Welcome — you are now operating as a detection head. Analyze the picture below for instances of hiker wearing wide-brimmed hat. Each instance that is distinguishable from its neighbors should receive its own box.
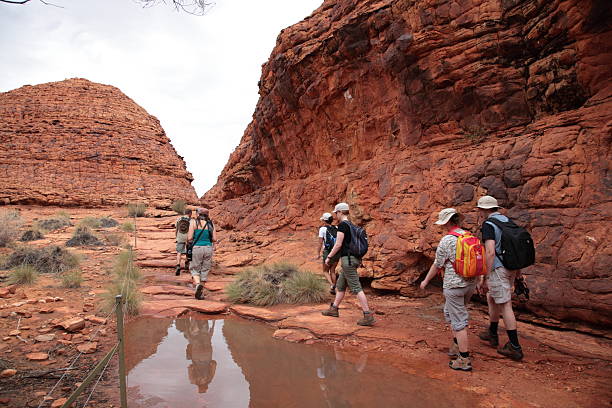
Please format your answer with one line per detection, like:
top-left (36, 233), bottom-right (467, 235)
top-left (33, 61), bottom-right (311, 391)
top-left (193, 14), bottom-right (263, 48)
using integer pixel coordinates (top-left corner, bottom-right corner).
top-left (318, 212), bottom-right (340, 295)
top-left (420, 208), bottom-right (478, 371)
top-left (476, 195), bottom-right (524, 361)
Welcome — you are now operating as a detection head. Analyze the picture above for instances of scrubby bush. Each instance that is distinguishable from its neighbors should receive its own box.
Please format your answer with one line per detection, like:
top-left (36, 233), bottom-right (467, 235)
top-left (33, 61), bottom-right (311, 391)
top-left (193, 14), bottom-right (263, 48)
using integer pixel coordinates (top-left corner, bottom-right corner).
top-left (101, 249), bottom-right (141, 315)
top-left (227, 262), bottom-right (327, 306)
top-left (36, 213), bottom-right (72, 232)
top-left (78, 216), bottom-right (102, 229)
top-left (60, 269), bottom-right (83, 288)
top-left (171, 200), bottom-right (187, 215)
top-left (99, 217), bottom-right (119, 228)
top-left (66, 226), bottom-right (104, 247)
top-left (127, 203), bottom-right (147, 217)
top-left (103, 232), bottom-right (124, 247)
top-left (111, 249), bottom-right (141, 281)
top-left (8, 265), bottom-right (38, 285)
top-left (0, 211), bottom-right (23, 247)
top-left (3, 245), bottom-right (79, 274)
top-left (20, 229), bottom-right (44, 242)
top-left (121, 222), bottom-right (135, 232)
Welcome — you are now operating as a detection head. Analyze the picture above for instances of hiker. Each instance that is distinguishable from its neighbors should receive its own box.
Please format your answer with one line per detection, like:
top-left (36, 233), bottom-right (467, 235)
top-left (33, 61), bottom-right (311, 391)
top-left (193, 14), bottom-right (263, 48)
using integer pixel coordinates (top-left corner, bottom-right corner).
top-left (187, 208), bottom-right (215, 300)
top-left (321, 203), bottom-right (374, 326)
top-left (318, 212), bottom-right (339, 295)
top-left (476, 195), bottom-right (528, 361)
top-left (420, 208), bottom-right (478, 371)
top-left (175, 208), bottom-right (192, 276)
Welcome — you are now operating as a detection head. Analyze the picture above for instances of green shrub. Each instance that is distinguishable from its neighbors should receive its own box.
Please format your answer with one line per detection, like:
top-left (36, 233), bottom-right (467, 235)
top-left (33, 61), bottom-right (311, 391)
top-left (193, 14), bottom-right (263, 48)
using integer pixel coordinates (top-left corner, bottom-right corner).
top-left (3, 246), bottom-right (79, 274)
top-left (0, 211), bottom-right (23, 247)
top-left (227, 262), bottom-right (327, 306)
top-left (78, 216), bottom-right (102, 229)
top-left (20, 228), bottom-right (44, 242)
top-left (60, 269), bottom-right (83, 288)
top-left (8, 265), bottom-right (38, 285)
top-left (127, 203), bottom-right (147, 218)
top-left (121, 222), bottom-right (135, 232)
top-left (36, 213), bottom-right (72, 232)
top-left (66, 226), bottom-right (104, 247)
top-left (171, 200), bottom-right (187, 215)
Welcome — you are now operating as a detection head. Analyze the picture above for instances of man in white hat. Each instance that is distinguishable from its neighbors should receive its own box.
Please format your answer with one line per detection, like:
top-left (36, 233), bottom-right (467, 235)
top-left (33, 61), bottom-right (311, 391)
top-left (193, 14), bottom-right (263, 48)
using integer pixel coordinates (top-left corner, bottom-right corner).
top-left (421, 208), bottom-right (477, 371)
top-left (321, 202), bottom-right (375, 326)
top-left (476, 195), bottom-right (523, 361)
top-left (318, 212), bottom-right (339, 294)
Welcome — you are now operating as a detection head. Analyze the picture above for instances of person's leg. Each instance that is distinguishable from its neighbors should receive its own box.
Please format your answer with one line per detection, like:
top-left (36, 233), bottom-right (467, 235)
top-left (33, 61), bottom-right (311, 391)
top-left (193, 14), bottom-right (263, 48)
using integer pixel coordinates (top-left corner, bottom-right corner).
top-left (322, 270), bottom-right (346, 317)
top-left (455, 328), bottom-right (468, 353)
top-left (190, 247), bottom-right (203, 287)
top-left (446, 286), bottom-right (473, 371)
top-left (330, 262), bottom-right (339, 286)
top-left (355, 291), bottom-right (370, 312)
top-left (200, 247), bottom-right (213, 284)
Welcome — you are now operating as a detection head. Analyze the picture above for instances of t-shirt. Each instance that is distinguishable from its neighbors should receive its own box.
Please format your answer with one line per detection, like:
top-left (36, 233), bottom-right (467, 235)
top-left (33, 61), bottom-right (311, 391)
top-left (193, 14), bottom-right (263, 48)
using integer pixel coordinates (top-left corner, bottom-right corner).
top-left (480, 212), bottom-right (508, 269)
top-left (318, 226), bottom-right (327, 239)
top-left (337, 221), bottom-right (353, 257)
top-left (433, 229), bottom-right (475, 289)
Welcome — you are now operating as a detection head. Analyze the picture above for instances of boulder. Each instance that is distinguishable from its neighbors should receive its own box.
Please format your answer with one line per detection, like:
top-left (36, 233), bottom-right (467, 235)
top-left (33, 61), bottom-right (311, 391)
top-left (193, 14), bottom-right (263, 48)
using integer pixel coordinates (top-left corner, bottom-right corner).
top-left (56, 317), bottom-right (86, 332)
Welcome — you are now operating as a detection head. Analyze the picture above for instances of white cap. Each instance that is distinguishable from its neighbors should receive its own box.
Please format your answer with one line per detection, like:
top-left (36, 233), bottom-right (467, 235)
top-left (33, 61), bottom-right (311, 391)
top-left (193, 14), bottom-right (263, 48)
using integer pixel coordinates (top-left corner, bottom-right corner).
top-left (476, 196), bottom-right (500, 209)
top-left (333, 202), bottom-right (349, 212)
top-left (320, 212), bottom-right (333, 221)
top-left (434, 208), bottom-right (458, 225)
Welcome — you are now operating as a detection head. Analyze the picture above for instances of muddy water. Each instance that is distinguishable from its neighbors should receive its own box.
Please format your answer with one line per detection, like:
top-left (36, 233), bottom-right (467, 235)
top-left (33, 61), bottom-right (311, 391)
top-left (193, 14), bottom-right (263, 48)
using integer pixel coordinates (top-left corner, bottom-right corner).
top-left (125, 317), bottom-right (480, 408)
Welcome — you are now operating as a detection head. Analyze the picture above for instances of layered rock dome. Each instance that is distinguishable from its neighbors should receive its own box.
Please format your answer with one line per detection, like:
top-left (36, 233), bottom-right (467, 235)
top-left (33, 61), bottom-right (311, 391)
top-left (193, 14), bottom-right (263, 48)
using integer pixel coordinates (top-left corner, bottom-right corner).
top-left (206, 0), bottom-right (611, 326)
top-left (0, 78), bottom-right (197, 207)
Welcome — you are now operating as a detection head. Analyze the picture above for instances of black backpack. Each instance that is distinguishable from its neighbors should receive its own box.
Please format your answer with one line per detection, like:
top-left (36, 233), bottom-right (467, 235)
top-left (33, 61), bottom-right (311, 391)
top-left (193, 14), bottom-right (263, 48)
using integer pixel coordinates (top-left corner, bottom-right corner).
top-left (324, 225), bottom-right (337, 250)
top-left (486, 217), bottom-right (535, 270)
top-left (344, 221), bottom-right (369, 259)
top-left (177, 217), bottom-right (190, 234)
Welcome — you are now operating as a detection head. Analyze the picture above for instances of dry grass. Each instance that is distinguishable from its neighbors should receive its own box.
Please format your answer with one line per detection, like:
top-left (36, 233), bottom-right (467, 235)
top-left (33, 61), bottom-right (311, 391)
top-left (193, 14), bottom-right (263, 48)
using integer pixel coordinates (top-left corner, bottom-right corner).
top-left (3, 245), bottom-right (79, 274)
top-left (121, 222), bottom-right (135, 232)
top-left (127, 203), bottom-right (147, 218)
top-left (103, 232), bottom-right (124, 247)
top-left (36, 213), bottom-right (72, 232)
top-left (171, 200), bottom-right (187, 215)
top-left (0, 211), bottom-right (23, 247)
top-left (227, 261), bottom-right (327, 306)
top-left (60, 269), bottom-right (83, 288)
top-left (20, 228), bottom-right (44, 242)
top-left (100, 249), bottom-right (141, 315)
top-left (66, 226), bottom-right (104, 247)
top-left (8, 265), bottom-right (38, 285)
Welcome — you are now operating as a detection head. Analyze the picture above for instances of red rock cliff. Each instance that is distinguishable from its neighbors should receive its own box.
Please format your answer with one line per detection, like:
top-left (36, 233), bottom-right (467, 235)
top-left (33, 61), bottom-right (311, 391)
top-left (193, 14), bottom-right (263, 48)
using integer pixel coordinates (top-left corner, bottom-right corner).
top-left (205, 0), bottom-right (611, 326)
top-left (0, 78), bottom-right (198, 207)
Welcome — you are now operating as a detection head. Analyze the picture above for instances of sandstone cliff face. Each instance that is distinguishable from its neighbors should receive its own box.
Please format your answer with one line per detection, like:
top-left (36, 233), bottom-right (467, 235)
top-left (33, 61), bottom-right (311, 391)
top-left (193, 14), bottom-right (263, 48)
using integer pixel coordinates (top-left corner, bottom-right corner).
top-left (0, 78), bottom-right (197, 207)
top-left (205, 0), bottom-right (611, 326)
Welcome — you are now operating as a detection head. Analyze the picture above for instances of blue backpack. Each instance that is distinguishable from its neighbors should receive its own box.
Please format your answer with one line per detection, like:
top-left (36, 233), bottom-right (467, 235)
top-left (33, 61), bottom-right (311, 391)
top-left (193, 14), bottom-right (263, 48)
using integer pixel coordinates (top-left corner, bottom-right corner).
top-left (344, 221), bottom-right (368, 258)
top-left (324, 225), bottom-right (337, 250)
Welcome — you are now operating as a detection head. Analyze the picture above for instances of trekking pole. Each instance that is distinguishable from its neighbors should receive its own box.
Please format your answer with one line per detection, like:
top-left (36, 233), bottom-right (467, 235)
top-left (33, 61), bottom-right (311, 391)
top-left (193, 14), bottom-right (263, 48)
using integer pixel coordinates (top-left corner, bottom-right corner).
top-left (115, 295), bottom-right (128, 408)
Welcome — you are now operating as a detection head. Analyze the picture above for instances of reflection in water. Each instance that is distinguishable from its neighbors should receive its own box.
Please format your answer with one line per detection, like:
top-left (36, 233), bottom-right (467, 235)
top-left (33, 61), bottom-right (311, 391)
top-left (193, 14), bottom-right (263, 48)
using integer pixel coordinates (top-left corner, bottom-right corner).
top-left (126, 317), bottom-right (481, 408)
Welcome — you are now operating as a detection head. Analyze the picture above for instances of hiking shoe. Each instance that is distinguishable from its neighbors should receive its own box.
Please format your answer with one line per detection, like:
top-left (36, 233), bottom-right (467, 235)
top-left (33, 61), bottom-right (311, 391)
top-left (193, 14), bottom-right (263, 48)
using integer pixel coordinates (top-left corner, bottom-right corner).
top-left (357, 312), bottom-right (375, 326)
top-left (497, 342), bottom-right (524, 361)
top-left (194, 284), bottom-right (204, 300)
top-left (448, 341), bottom-right (460, 358)
top-left (449, 355), bottom-right (472, 371)
top-left (321, 303), bottom-right (339, 317)
top-left (478, 330), bottom-right (499, 347)
top-left (329, 285), bottom-right (336, 295)
top-left (175, 265), bottom-right (181, 276)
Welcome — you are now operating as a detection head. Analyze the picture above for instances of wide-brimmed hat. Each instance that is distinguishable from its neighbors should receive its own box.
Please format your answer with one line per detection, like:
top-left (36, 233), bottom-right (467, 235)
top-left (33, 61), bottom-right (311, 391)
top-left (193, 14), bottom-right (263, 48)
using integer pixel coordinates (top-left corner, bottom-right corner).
top-left (476, 196), bottom-right (500, 209)
top-left (320, 212), bottom-right (333, 221)
top-left (197, 207), bottom-right (209, 215)
top-left (435, 208), bottom-right (458, 225)
top-left (333, 202), bottom-right (349, 212)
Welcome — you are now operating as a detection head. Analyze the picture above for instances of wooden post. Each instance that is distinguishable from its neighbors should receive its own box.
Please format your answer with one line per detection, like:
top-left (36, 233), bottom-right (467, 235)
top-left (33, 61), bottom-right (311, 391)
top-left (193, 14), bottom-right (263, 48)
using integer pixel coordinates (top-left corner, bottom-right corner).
top-left (115, 295), bottom-right (128, 408)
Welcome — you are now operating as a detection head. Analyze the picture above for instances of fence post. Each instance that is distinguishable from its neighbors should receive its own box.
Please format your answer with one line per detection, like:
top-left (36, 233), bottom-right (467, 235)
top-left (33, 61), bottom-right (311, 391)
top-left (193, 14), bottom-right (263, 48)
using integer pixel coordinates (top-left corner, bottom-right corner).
top-left (115, 295), bottom-right (128, 408)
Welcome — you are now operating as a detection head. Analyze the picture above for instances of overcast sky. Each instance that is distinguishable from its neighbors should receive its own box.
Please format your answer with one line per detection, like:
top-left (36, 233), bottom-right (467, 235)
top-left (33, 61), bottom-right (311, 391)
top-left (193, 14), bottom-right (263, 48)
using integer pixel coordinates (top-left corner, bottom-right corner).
top-left (0, 0), bottom-right (321, 197)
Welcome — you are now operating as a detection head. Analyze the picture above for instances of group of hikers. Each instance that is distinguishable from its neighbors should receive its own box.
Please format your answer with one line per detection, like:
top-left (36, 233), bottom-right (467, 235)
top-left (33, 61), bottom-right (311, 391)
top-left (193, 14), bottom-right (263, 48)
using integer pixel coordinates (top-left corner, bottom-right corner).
top-left (173, 195), bottom-right (534, 372)
top-left (317, 196), bottom-right (535, 372)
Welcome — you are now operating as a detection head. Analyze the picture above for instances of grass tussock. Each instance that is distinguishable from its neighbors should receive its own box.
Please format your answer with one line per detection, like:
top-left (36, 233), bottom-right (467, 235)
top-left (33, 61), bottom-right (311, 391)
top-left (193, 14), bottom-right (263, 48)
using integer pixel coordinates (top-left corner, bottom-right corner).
top-left (20, 228), bottom-right (44, 242)
top-left (0, 210), bottom-right (23, 247)
top-left (171, 200), bottom-right (187, 215)
top-left (8, 265), bottom-right (38, 285)
top-left (3, 245), bottom-right (79, 274)
top-left (227, 262), bottom-right (327, 306)
top-left (103, 232), bottom-right (124, 247)
top-left (121, 222), bottom-right (135, 232)
top-left (36, 213), bottom-right (72, 232)
top-left (127, 203), bottom-right (147, 218)
top-left (78, 216), bottom-right (119, 229)
top-left (60, 269), bottom-right (83, 288)
top-left (101, 249), bottom-right (141, 315)
top-left (99, 216), bottom-right (119, 228)
top-left (66, 226), bottom-right (104, 247)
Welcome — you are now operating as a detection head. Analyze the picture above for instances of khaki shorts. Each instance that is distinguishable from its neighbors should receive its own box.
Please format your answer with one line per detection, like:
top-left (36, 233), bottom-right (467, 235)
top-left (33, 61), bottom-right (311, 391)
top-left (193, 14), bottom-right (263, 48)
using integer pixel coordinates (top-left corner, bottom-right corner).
top-left (488, 266), bottom-right (516, 304)
top-left (176, 242), bottom-right (187, 254)
top-left (443, 283), bottom-right (476, 331)
top-left (322, 249), bottom-right (341, 264)
top-left (190, 246), bottom-right (213, 281)
top-left (335, 256), bottom-right (362, 294)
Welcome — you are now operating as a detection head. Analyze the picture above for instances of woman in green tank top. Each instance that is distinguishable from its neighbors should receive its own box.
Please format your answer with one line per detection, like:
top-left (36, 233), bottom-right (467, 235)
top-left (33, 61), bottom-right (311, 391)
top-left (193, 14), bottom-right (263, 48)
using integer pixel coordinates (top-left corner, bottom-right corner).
top-left (187, 208), bottom-right (215, 299)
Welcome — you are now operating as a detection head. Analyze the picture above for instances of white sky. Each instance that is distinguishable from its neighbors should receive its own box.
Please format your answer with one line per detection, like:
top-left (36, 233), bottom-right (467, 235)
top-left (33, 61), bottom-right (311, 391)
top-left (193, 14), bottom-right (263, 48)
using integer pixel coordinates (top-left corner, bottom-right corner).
top-left (0, 0), bottom-right (322, 197)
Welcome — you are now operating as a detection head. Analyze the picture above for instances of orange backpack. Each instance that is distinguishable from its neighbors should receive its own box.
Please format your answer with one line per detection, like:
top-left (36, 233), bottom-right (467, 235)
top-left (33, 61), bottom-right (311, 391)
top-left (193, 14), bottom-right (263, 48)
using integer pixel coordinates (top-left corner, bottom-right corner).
top-left (449, 229), bottom-right (487, 278)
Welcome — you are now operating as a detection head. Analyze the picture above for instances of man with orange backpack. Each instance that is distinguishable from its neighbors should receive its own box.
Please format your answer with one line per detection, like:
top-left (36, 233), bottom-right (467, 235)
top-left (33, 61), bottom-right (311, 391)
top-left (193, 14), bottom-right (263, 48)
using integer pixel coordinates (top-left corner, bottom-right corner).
top-left (420, 208), bottom-right (487, 371)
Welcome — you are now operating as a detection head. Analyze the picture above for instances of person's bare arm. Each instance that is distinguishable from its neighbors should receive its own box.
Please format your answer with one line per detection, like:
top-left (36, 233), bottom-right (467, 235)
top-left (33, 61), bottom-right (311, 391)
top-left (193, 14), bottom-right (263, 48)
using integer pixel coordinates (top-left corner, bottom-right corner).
top-left (318, 237), bottom-right (325, 257)
top-left (485, 240), bottom-right (495, 274)
top-left (187, 220), bottom-right (195, 242)
top-left (420, 262), bottom-right (441, 290)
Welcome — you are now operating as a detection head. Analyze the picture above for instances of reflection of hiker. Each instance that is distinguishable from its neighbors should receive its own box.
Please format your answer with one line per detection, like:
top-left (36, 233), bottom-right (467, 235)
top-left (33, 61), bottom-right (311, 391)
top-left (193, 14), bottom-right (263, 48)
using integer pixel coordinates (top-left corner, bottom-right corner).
top-left (321, 203), bottom-right (374, 326)
top-left (420, 208), bottom-right (478, 371)
top-left (318, 212), bottom-right (339, 295)
top-left (188, 208), bottom-right (215, 300)
top-left (175, 318), bottom-right (217, 393)
top-left (175, 208), bottom-right (192, 276)
top-left (477, 196), bottom-right (532, 361)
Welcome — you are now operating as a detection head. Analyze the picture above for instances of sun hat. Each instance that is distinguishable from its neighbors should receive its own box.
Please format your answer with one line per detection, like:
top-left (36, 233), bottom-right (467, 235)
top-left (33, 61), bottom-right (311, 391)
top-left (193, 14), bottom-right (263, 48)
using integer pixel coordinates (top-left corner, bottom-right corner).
top-left (476, 196), bottom-right (500, 209)
top-left (320, 212), bottom-right (333, 221)
top-left (434, 208), bottom-right (458, 225)
top-left (197, 207), bottom-right (209, 215)
top-left (333, 202), bottom-right (350, 212)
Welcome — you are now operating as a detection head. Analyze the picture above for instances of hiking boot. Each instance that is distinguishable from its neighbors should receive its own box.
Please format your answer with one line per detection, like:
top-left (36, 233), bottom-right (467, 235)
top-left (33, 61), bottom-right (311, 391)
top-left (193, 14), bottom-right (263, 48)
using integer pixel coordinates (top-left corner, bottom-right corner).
top-left (329, 285), bottom-right (336, 295)
top-left (478, 330), bottom-right (499, 347)
top-left (449, 355), bottom-right (472, 371)
top-left (497, 342), bottom-right (524, 361)
top-left (194, 284), bottom-right (204, 300)
top-left (321, 303), bottom-right (339, 317)
top-left (357, 311), bottom-right (375, 326)
top-left (175, 265), bottom-right (181, 276)
top-left (448, 341), bottom-right (460, 358)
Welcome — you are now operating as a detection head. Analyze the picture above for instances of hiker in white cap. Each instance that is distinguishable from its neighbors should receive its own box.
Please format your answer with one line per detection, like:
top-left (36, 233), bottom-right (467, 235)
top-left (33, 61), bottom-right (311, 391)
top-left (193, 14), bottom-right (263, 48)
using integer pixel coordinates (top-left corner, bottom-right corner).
top-left (420, 208), bottom-right (478, 371)
top-left (476, 195), bottom-right (525, 361)
top-left (318, 212), bottom-right (339, 294)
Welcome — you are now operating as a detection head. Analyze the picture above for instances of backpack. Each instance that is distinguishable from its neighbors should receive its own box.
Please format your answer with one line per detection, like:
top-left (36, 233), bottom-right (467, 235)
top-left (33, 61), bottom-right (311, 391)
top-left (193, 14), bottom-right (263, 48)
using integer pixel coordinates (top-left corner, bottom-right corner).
top-left (324, 225), bottom-right (337, 250)
top-left (485, 217), bottom-right (535, 270)
top-left (344, 221), bottom-right (368, 259)
top-left (448, 229), bottom-right (487, 278)
top-left (177, 217), bottom-right (190, 234)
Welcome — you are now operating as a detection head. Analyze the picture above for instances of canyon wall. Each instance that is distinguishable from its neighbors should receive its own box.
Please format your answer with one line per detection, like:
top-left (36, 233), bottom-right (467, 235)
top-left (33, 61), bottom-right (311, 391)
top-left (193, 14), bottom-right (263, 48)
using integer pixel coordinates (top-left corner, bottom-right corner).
top-left (205, 0), bottom-right (611, 326)
top-left (0, 78), bottom-right (198, 207)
